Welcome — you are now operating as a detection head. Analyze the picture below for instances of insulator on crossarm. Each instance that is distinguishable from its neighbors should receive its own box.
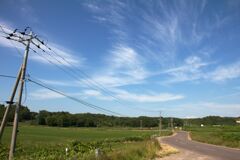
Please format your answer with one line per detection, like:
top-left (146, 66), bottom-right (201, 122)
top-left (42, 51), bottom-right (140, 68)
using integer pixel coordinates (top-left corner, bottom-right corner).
top-left (24, 27), bottom-right (31, 32)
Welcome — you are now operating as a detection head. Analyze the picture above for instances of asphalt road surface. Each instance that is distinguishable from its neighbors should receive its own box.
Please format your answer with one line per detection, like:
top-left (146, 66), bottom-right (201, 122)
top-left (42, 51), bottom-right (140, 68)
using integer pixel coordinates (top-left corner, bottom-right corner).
top-left (161, 131), bottom-right (240, 160)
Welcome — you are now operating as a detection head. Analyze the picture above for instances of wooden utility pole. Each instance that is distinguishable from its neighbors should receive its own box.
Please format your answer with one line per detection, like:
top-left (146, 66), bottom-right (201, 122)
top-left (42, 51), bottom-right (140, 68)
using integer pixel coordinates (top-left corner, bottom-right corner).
top-left (9, 32), bottom-right (32, 159)
top-left (159, 111), bottom-right (162, 137)
top-left (0, 27), bottom-right (53, 159)
top-left (0, 66), bottom-right (22, 140)
top-left (171, 117), bottom-right (174, 132)
top-left (140, 120), bottom-right (142, 130)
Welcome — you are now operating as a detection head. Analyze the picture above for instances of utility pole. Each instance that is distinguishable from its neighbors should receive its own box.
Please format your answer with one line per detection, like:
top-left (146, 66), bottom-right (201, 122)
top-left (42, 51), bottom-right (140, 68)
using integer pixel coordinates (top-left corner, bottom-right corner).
top-left (9, 32), bottom-right (32, 159)
top-left (0, 66), bottom-right (22, 140)
top-left (159, 111), bottom-right (162, 137)
top-left (0, 27), bottom-right (49, 159)
top-left (140, 120), bottom-right (142, 130)
top-left (171, 117), bottom-right (174, 132)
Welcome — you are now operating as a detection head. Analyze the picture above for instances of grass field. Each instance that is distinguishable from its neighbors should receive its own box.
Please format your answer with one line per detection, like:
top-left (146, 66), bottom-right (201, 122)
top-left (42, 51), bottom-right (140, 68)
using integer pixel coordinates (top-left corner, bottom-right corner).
top-left (2, 125), bottom-right (169, 147)
top-left (185, 125), bottom-right (240, 149)
top-left (1, 124), bottom-right (172, 159)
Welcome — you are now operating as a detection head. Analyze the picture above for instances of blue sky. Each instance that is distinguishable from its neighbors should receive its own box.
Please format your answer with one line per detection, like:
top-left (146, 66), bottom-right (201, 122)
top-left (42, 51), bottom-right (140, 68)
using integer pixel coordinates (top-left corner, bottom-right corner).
top-left (0, 0), bottom-right (240, 117)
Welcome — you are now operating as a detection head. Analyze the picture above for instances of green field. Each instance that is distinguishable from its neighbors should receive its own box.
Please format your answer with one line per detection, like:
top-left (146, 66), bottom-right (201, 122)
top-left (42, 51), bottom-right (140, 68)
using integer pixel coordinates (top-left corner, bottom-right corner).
top-left (1, 124), bottom-right (172, 159)
top-left (2, 125), bottom-right (169, 147)
top-left (185, 125), bottom-right (240, 148)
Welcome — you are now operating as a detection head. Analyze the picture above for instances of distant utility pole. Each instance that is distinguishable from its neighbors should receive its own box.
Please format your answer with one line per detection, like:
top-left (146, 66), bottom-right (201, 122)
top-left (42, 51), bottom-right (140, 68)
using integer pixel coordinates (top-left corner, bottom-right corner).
top-left (140, 120), bottom-right (142, 130)
top-left (0, 27), bottom-right (44, 160)
top-left (171, 117), bottom-right (174, 132)
top-left (159, 111), bottom-right (162, 137)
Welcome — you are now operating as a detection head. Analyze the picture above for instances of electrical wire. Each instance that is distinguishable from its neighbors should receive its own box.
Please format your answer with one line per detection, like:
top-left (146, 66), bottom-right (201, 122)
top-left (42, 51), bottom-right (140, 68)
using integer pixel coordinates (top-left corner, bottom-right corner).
top-left (0, 73), bottom-right (125, 116)
top-left (30, 48), bottom-right (158, 113)
top-left (27, 77), bottom-right (125, 117)
top-left (29, 37), bottom-right (128, 105)
top-left (0, 74), bottom-right (16, 79)
top-left (0, 25), bottom-right (25, 57)
top-left (1, 25), bottom-right (159, 114)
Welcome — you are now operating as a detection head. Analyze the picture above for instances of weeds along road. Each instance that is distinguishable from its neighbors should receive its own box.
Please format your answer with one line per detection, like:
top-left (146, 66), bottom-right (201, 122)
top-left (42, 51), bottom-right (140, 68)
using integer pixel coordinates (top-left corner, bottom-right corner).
top-left (161, 131), bottom-right (240, 160)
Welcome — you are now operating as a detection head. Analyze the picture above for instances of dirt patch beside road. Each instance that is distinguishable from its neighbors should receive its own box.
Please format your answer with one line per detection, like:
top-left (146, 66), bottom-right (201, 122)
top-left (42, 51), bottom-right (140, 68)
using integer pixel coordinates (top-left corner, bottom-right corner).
top-left (156, 147), bottom-right (217, 160)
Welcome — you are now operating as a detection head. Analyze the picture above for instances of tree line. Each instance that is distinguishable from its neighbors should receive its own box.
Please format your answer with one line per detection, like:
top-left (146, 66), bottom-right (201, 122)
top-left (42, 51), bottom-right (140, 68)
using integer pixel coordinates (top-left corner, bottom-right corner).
top-left (0, 104), bottom-right (238, 127)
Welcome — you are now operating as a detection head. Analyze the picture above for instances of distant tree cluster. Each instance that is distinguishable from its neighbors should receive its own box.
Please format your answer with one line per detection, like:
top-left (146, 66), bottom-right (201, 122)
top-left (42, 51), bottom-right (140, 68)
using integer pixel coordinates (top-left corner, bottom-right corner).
top-left (0, 104), bottom-right (238, 127)
top-left (37, 110), bottom-right (183, 128)
top-left (185, 116), bottom-right (237, 126)
top-left (0, 104), bottom-right (37, 123)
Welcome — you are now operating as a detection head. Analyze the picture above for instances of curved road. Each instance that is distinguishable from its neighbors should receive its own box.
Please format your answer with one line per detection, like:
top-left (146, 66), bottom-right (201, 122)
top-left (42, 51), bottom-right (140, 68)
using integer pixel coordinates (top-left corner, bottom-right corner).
top-left (161, 131), bottom-right (240, 160)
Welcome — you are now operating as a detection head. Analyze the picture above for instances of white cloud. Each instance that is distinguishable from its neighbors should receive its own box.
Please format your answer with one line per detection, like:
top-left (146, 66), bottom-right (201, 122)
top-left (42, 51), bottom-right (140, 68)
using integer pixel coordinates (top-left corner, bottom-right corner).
top-left (40, 79), bottom-right (80, 87)
top-left (161, 56), bottom-right (240, 84)
top-left (87, 44), bottom-right (149, 87)
top-left (209, 61), bottom-right (240, 82)
top-left (30, 89), bottom-right (64, 100)
top-left (81, 88), bottom-right (184, 103)
top-left (113, 89), bottom-right (184, 103)
top-left (84, 0), bottom-right (227, 70)
top-left (162, 55), bottom-right (211, 83)
top-left (83, 89), bottom-right (101, 96)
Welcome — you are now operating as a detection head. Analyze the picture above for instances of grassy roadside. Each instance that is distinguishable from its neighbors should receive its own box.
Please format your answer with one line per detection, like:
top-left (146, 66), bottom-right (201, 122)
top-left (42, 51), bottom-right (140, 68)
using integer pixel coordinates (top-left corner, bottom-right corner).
top-left (185, 126), bottom-right (240, 149)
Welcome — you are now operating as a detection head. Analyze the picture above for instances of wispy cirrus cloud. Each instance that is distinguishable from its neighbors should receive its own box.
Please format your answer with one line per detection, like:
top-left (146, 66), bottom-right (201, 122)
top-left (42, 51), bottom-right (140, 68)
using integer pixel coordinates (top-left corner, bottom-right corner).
top-left (84, 44), bottom-right (149, 87)
top-left (40, 79), bottom-right (81, 87)
top-left (209, 61), bottom-right (240, 82)
top-left (161, 56), bottom-right (240, 84)
top-left (84, 0), bottom-right (212, 65)
top-left (84, 0), bottom-right (233, 71)
top-left (30, 89), bottom-right (64, 100)
top-left (162, 55), bottom-right (212, 83)
top-left (30, 87), bottom-right (184, 103)
top-left (81, 89), bottom-right (184, 103)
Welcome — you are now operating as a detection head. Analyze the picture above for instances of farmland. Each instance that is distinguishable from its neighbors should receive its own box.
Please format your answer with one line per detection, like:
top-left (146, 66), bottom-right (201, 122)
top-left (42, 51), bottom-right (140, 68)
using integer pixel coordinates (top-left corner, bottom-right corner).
top-left (185, 125), bottom-right (240, 149)
top-left (1, 124), bottom-right (172, 159)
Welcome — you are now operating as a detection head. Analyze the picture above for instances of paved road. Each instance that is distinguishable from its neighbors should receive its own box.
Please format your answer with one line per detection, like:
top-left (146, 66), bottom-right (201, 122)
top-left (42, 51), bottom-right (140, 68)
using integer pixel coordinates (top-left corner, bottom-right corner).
top-left (161, 131), bottom-right (240, 160)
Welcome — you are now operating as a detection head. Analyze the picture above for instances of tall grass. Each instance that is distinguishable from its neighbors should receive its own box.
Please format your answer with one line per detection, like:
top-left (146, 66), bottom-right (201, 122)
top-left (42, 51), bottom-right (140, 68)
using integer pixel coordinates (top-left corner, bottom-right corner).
top-left (185, 125), bottom-right (240, 148)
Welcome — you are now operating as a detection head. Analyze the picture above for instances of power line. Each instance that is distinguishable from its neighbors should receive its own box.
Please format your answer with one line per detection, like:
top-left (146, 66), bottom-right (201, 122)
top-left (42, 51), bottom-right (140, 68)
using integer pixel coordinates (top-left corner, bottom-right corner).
top-left (30, 47), bottom-right (159, 113)
top-left (29, 38), bottom-right (137, 107)
top-left (0, 74), bottom-right (16, 79)
top-left (0, 26), bottom-right (24, 57)
top-left (27, 76), bottom-right (125, 117)
top-left (37, 46), bottom-right (124, 103)
top-left (1, 25), bottom-right (160, 114)
top-left (0, 73), bottom-right (159, 114)
top-left (0, 73), bottom-right (124, 116)
top-left (1, 24), bottom-right (159, 114)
